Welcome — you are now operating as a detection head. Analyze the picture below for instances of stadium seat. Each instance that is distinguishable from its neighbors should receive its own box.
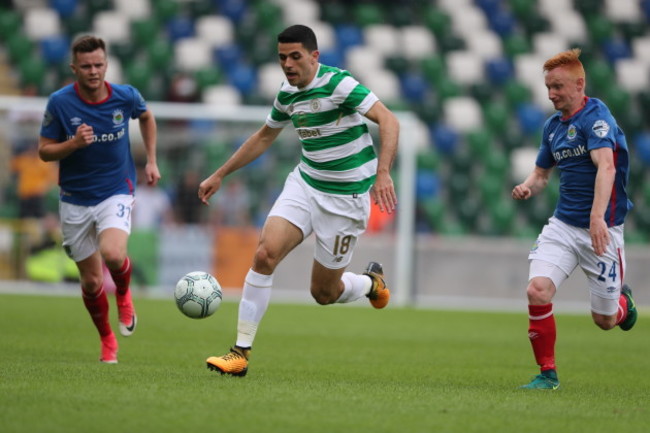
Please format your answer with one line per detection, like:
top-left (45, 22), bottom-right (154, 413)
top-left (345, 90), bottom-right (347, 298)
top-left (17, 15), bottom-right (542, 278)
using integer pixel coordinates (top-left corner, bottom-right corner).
top-left (416, 149), bottom-right (440, 171)
top-left (104, 55), bottom-right (123, 85)
top-left (533, 33), bottom-right (568, 59)
top-left (202, 84), bottom-right (242, 106)
top-left (175, 38), bottom-right (213, 72)
top-left (400, 25), bottom-right (436, 60)
top-left (194, 66), bottom-right (222, 93)
top-left (279, 0), bottom-right (320, 26)
top-left (446, 51), bottom-right (485, 85)
top-left (166, 16), bottom-right (195, 42)
top-left (345, 46), bottom-right (384, 81)
top-left (257, 62), bottom-right (285, 101)
top-left (420, 55), bottom-right (446, 87)
top-left (19, 55), bottom-right (46, 90)
top-left (443, 97), bottom-right (483, 132)
top-left (7, 34), bottom-right (33, 65)
top-left (514, 54), bottom-right (546, 89)
top-left (516, 103), bottom-right (546, 136)
top-left (464, 31), bottom-right (503, 60)
top-left (448, 5), bottom-right (488, 37)
top-left (423, 8), bottom-right (451, 38)
top-left (430, 123), bottom-right (459, 155)
top-left (354, 3), bottom-right (384, 27)
top-left (364, 24), bottom-right (399, 56)
top-left (436, 77), bottom-right (462, 101)
top-left (40, 35), bottom-right (70, 65)
top-left (488, 198), bottom-right (516, 235)
top-left (456, 195), bottom-right (482, 231)
top-left (604, 0), bottom-right (641, 22)
top-left (602, 38), bottom-right (632, 64)
top-left (152, 0), bottom-right (179, 22)
top-left (196, 15), bottom-right (234, 49)
top-left (399, 72), bottom-right (430, 104)
top-left (615, 59), bottom-right (650, 93)
top-left (504, 79), bottom-right (531, 109)
top-left (503, 34), bottom-right (531, 59)
top-left (50, 0), bottom-right (79, 18)
top-left (467, 130), bottom-right (492, 162)
top-left (124, 61), bottom-right (151, 92)
top-left (0, 9), bottom-right (22, 41)
top-left (415, 170), bottom-right (441, 200)
top-left (146, 39), bottom-right (174, 70)
top-left (93, 11), bottom-right (130, 44)
top-left (485, 57), bottom-right (513, 86)
top-left (226, 63), bottom-right (257, 96)
top-left (547, 9), bottom-right (588, 43)
top-left (483, 100), bottom-right (509, 134)
top-left (24, 8), bottom-right (61, 40)
top-left (421, 197), bottom-right (446, 231)
top-left (131, 18), bottom-right (159, 47)
top-left (114, 0), bottom-right (150, 20)
top-left (216, 0), bottom-right (247, 24)
top-left (586, 15), bottom-right (614, 44)
top-left (488, 9), bottom-right (516, 38)
top-left (469, 82), bottom-right (495, 107)
top-left (334, 24), bottom-right (364, 52)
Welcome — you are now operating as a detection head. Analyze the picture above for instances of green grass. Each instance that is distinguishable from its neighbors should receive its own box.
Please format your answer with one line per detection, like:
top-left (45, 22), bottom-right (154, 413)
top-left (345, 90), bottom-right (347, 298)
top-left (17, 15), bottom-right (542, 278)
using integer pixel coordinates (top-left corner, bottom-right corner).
top-left (0, 293), bottom-right (647, 433)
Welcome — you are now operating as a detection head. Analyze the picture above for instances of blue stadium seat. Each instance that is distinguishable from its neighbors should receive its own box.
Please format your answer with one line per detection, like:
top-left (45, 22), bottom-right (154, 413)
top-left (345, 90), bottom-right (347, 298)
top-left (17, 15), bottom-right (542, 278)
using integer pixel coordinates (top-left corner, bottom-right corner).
top-left (166, 16), bottom-right (195, 42)
top-left (319, 49), bottom-right (344, 68)
top-left (215, 0), bottom-right (248, 23)
top-left (226, 63), bottom-right (257, 96)
top-left (400, 72), bottom-right (429, 104)
top-left (334, 24), bottom-right (364, 52)
top-left (516, 103), bottom-right (545, 136)
top-left (40, 35), bottom-right (70, 64)
top-left (602, 38), bottom-right (631, 64)
top-left (430, 123), bottom-right (459, 156)
top-left (50, 0), bottom-right (78, 18)
top-left (214, 44), bottom-right (244, 72)
top-left (488, 9), bottom-right (516, 38)
top-left (415, 171), bottom-right (440, 200)
top-left (485, 57), bottom-right (513, 86)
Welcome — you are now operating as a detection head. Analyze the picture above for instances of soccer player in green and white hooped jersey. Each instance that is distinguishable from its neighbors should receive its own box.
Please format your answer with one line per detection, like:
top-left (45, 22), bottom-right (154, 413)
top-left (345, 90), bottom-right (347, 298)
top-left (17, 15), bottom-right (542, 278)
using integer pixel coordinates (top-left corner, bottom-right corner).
top-left (198, 24), bottom-right (399, 376)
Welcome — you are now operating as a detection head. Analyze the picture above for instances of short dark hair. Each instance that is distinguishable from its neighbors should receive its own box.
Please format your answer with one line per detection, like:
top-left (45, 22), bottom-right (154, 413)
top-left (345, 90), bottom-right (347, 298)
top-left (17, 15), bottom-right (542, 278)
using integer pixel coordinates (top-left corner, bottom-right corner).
top-left (71, 35), bottom-right (106, 60)
top-left (277, 25), bottom-right (318, 52)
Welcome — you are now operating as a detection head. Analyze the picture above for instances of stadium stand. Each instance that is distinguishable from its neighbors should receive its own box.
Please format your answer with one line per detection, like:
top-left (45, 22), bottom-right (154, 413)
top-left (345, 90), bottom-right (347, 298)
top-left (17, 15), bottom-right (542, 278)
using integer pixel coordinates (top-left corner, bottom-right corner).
top-left (0, 0), bottom-right (648, 242)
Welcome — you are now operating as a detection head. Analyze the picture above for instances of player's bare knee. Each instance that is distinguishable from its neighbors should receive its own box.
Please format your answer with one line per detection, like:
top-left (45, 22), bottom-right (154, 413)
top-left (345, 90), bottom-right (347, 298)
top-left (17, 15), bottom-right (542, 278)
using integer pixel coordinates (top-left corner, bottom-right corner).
top-left (526, 282), bottom-right (550, 304)
top-left (80, 274), bottom-right (103, 295)
top-left (253, 246), bottom-right (279, 273)
top-left (593, 315), bottom-right (616, 330)
top-left (102, 249), bottom-right (125, 269)
top-left (310, 285), bottom-right (337, 305)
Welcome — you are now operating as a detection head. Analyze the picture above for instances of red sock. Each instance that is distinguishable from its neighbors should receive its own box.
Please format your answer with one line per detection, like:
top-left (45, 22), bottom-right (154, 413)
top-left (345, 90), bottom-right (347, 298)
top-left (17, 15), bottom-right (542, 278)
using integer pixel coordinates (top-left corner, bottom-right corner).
top-left (110, 257), bottom-right (132, 296)
top-left (528, 303), bottom-right (556, 371)
top-left (615, 294), bottom-right (628, 325)
top-left (82, 286), bottom-right (112, 337)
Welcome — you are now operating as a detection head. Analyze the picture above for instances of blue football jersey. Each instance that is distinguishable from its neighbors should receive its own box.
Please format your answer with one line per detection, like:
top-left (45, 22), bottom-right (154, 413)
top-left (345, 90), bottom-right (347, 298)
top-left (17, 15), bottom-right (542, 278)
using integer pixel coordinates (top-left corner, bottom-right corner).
top-left (536, 97), bottom-right (633, 228)
top-left (40, 82), bottom-right (147, 206)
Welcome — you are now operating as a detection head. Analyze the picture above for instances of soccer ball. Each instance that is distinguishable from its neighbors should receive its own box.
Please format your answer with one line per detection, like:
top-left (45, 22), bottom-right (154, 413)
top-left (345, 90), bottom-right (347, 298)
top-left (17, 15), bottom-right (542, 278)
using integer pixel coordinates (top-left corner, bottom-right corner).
top-left (174, 271), bottom-right (222, 319)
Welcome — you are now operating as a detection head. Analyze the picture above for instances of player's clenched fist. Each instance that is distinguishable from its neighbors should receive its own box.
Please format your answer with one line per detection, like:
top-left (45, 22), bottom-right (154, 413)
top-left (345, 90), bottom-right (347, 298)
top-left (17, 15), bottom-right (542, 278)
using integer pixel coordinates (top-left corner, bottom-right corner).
top-left (75, 123), bottom-right (94, 147)
top-left (512, 184), bottom-right (532, 200)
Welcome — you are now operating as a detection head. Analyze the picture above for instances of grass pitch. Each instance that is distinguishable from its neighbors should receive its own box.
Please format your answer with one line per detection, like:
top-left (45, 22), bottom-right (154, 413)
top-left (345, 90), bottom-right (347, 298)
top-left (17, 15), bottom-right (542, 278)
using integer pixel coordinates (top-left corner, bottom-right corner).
top-left (0, 293), bottom-right (647, 433)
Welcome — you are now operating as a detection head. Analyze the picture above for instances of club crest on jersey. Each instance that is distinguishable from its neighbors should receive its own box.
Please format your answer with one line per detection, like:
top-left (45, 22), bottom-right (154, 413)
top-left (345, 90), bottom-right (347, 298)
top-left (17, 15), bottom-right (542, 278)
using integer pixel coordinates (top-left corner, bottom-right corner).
top-left (112, 109), bottom-right (125, 125)
top-left (567, 124), bottom-right (577, 141)
top-left (310, 99), bottom-right (321, 112)
top-left (592, 120), bottom-right (610, 138)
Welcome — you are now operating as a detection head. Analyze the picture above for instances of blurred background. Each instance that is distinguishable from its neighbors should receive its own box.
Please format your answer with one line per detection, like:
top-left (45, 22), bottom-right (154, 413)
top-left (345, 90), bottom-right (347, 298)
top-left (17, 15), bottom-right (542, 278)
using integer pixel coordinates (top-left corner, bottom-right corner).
top-left (0, 0), bottom-right (648, 308)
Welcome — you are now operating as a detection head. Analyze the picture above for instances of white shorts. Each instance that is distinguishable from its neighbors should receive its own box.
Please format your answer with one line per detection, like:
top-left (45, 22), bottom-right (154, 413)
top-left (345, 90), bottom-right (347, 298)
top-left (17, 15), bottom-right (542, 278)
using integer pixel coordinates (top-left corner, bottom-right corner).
top-left (268, 168), bottom-right (370, 269)
top-left (528, 216), bottom-right (625, 315)
top-left (60, 195), bottom-right (134, 262)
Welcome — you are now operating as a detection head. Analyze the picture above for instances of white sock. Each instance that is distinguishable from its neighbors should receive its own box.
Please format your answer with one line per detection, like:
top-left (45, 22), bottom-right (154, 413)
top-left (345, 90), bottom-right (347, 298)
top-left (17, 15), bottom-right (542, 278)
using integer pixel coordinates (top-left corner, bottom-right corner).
top-left (336, 272), bottom-right (372, 304)
top-left (235, 269), bottom-right (273, 348)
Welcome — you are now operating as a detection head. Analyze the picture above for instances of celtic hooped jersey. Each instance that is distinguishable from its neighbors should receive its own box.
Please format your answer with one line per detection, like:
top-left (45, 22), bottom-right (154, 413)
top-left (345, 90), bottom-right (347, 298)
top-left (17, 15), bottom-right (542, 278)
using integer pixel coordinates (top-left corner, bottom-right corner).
top-left (266, 64), bottom-right (380, 195)
top-left (536, 97), bottom-right (632, 228)
top-left (40, 82), bottom-right (147, 206)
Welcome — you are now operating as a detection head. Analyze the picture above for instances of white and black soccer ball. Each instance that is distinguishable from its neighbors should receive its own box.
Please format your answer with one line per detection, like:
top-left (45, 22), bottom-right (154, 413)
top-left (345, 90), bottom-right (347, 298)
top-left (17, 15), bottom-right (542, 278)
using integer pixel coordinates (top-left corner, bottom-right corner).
top-left (174, 271), bottom-right (222, 319)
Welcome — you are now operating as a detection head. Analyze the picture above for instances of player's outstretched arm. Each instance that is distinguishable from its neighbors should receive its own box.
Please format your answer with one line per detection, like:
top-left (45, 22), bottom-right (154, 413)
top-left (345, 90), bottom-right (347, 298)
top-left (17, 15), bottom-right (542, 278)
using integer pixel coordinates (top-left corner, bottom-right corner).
top-left (364, 101), bottom-right (399, 214)
top-left (198, 124), bottom-right (282, 205)
top-left (512, 165), bottom-right (552, 200)
top-left (38, 123), bottom-right (94, 162)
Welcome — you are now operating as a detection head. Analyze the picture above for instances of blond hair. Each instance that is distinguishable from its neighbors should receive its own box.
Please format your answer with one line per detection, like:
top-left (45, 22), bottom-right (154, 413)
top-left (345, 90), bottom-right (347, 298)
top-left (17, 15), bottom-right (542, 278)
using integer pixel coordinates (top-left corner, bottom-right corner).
top-left (543, 48), bottom-right (585, 79)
